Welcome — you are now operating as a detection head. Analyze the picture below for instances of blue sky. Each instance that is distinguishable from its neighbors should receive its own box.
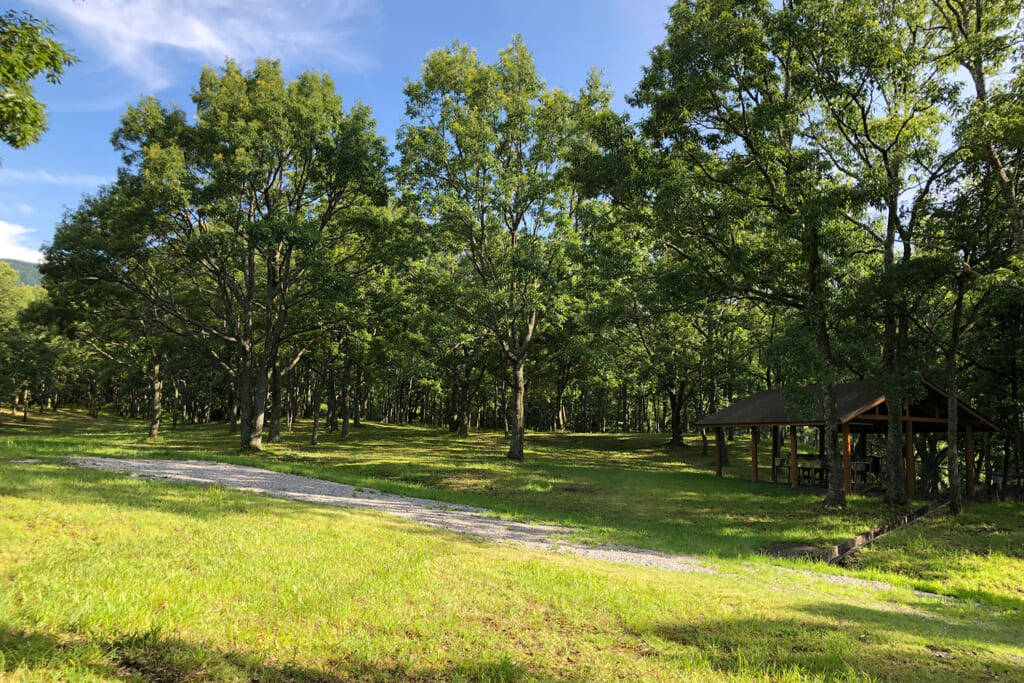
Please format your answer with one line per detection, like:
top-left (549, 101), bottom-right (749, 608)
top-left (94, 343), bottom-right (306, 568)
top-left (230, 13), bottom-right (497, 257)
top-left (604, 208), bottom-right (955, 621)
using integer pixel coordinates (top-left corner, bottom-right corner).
top-left (0, 0), bottom-right (671, 263)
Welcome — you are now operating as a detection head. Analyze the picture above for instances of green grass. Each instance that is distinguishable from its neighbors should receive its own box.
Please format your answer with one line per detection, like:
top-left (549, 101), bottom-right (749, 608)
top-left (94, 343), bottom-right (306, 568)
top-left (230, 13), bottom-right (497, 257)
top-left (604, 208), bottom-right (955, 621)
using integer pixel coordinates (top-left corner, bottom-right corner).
top-left (849, 503), bottom-right (1024, 609)
top-left (2, 411), bottom-right (1023, 680)
top-left (1, 410), bottom-right (896, 560)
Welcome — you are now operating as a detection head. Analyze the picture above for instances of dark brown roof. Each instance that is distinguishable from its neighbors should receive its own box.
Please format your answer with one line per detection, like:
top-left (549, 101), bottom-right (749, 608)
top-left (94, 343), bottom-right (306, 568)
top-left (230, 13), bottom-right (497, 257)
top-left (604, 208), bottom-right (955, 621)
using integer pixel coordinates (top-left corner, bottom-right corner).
top-left (696, 382), bottom-right (881, 428)
top-left (696, 380), bottom-right (998, 431)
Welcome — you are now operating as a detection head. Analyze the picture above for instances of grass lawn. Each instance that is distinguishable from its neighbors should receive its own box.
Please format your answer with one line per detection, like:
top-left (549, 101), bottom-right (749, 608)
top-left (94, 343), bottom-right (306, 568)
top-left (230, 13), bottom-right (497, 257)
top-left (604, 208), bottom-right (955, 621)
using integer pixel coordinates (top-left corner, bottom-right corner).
top-left (2, 410), bottom-right (1023, 681)
top-left (2, 410), bottom-right (897, 559)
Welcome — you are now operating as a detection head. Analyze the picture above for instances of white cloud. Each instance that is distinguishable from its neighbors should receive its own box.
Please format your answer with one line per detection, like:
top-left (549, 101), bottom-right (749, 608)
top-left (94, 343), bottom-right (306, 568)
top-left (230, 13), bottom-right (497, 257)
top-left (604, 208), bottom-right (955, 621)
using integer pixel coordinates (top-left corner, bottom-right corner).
top-left (30, 0), bottom-right (379, 89)
top-left (0, 169), bottom-right (113, 187)
top-left (0, 221), bottom-right (44, 263)
top-left (18, 204), bottom-right (36, 215)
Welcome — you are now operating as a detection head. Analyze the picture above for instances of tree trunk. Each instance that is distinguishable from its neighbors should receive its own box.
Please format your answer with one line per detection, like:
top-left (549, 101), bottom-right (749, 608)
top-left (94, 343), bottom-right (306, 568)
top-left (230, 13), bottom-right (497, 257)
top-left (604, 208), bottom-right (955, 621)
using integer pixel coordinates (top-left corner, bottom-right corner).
top-left (667, 385), bottom-right (684, 447)
top-left (237, 357), bottom-right (255, 449)
top-left (508, 359), bottom-right (526, 461)
top-left (268, 358), bottom-right (282, 443)
top-left (326, 367), bottom-right (338, 433)
top-left (352, 367), bottom-right (362, 427)
top-left (947, 280), bottom-right (965, 513)
top-left (340, 360), bottom-right (352, 439)
top-left (822, 382), bottom-right (844, 508)
top-left (247, 364), bottom-right (270, 451)
top-left (311, 374), bottom-right (322, 446)
top-left (148, 362), bottom-right (162, 439)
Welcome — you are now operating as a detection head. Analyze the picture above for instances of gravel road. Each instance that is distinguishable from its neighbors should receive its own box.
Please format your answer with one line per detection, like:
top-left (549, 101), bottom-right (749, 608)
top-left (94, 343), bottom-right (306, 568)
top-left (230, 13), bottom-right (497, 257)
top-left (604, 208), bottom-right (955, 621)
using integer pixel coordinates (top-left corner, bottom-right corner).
top-left (70, 457), bottom-right (716, 575)
top-left (67, 456), bottom-right (944, 601)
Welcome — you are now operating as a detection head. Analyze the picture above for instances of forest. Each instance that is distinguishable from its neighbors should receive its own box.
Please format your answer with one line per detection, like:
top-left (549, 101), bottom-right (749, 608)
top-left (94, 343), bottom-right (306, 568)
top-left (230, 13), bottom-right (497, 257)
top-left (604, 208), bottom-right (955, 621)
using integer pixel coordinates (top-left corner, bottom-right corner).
top-left (3, 0), bottom-right (1024, 515)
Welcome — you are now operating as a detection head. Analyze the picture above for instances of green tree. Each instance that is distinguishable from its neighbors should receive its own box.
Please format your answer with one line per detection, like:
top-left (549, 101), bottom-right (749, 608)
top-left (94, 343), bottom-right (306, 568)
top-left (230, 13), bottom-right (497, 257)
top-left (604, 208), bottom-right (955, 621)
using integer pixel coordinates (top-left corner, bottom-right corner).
top-left (0, 10), bottom-right (77, 155)
top-left (398, 38), bottom-right (611, 460)
top-left (932, 0), bottom-right (1024, 256)
top-left (46, 59), bottom-right (389, 450)
top-left (792, 0), bottom-right (958, 505)
top-left (619, 0), bottom-right (866, 507)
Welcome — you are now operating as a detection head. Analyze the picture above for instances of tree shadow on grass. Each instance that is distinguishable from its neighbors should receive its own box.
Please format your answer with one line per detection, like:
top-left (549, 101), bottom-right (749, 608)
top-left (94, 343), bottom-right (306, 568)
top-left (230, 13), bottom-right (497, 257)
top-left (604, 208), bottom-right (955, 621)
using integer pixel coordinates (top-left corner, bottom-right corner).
top-left (0, 625), bottom-right (532, 682)
top-left (646, 598), bottom-right (1024, 682)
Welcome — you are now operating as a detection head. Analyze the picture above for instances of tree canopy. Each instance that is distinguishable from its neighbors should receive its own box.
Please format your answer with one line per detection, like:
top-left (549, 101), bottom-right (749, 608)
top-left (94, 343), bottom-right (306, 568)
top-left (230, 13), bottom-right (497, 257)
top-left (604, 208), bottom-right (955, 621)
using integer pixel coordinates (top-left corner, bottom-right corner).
top-left (8, 6), bottom-right (1024, 511)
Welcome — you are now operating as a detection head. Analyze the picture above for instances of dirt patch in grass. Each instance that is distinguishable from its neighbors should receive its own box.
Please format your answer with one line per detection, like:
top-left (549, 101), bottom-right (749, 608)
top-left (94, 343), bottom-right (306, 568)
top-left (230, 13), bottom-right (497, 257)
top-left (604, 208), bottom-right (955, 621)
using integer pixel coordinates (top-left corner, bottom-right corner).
top-left (558, 484), bottom-right (599, 494)
top-left (762, 542), bottom-right (824, 560)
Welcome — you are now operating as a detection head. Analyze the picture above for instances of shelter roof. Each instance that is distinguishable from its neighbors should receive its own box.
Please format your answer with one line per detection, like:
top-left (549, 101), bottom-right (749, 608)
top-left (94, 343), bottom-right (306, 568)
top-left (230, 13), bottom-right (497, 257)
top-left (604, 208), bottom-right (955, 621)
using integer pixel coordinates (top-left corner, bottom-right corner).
top-left (695, 380), bottom-right (997, 432)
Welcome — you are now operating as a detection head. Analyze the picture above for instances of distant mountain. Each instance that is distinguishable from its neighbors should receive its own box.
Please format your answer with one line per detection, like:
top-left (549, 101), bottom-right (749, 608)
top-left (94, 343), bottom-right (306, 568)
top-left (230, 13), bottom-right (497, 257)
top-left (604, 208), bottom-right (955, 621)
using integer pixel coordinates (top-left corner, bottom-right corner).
top-left (1, 259), bottom-right (42, 287)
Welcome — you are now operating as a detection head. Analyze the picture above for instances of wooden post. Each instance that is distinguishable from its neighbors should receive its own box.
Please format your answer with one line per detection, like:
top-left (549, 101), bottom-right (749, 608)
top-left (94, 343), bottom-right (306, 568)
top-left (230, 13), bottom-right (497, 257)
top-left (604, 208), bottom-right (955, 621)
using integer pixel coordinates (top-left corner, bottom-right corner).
top-left (842, 424), bottom-right (852, 492)
top-left (715, 427), bottom-right (723, 477)
top-left (771, 426), bottom-right (780, 482)
top-left (905, 419), bottom-right (915, 498)
top-left (751, 427), bottom-right (759, 482)
top-left (789, 425), bottom-right (798, 487)
top-left (965, 424), bottom-right (975, 498)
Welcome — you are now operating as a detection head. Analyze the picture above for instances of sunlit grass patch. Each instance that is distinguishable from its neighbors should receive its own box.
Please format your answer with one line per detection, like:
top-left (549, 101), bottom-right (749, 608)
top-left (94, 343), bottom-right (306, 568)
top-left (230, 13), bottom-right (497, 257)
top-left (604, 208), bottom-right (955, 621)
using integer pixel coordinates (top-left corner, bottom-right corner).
top-left (850, 503), bottom-right (1024, 608)
top-left (0, 412), bottom-right (903, 561)
top-left (2, 457), bottom-right (1023, 681)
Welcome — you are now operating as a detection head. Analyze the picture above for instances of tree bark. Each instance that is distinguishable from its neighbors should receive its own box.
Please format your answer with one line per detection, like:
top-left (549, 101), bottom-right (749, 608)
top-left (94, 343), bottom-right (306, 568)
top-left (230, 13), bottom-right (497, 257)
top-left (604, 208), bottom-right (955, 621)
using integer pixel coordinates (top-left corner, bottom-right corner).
top-left (508, 358), bottom-right (526, 461)
top-left (249, 375), bottom-right (268, 451)
top-left (340, 360), bottom-right (352, 439)
top-left (352, 367), bottom-right (362, 427)
top-left (326, 367), bottom-right (338, 433)
top-left (148, 362), bottom-right (162, 439)
top-left (237, 357), bottom-right (254, 448)
top-left (667, 383), bottom-right (685, 447)
top-left (947, 279), bottom-right (965, 513)
top-left (311, 373), bottom-right (322, 446)
top-left (822, 381), bottom-right (844, 508)
top-left (882, 191), bottom-right (907, 505)
top-left (268, 357), bottom-right (282, 443)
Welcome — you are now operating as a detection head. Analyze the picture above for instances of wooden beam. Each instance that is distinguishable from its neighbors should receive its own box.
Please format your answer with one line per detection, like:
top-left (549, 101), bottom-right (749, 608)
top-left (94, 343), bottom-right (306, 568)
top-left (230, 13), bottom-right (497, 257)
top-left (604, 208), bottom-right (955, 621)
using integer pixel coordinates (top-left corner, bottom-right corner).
top-left (789, 425), bottom-right (798, 487)
top-left (715, 427), bottom-right (723, 477)
top-left (751, 427), bottom-right (759, 483)
top-left (905, 419), bottom-right (915, 497)
top-left (855, 414), bottom-right (950, 425)
top-left (966, 424), bottom-right (975, 498)
top-left (842, 424), bottom-right (852, 492)
top-left (697, 421), bottom-right (824, 429)
top-left (771, 426), bottom-right (780, 482)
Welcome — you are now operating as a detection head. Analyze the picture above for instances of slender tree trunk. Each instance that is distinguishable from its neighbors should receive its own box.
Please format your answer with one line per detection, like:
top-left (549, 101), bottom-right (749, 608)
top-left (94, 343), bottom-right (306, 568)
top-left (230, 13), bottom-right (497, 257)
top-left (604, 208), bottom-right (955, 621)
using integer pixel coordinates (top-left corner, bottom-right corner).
top-left (668, 384), bottom-right (684, 447)
top-left (326, 367), bottom-right (338, 433)
top-left (556, 385), bottom-right (567, 431)
top-left (882, 309), bottom-right (906, 499)
top-left (311, 373), bottom-right (322, 446)
top-left (227, 385), bottom-right (236, 433)
top-left (148, 362), bottom-right (162, 439)
top-left (822, 381), bottom-right (844, 508)
top-left (458, 385), bottom-right (469, 438)
top-left (340, 360), bottom-right (352, 439)
top-left (508, 358), bottom-right (526, 461)
top-left (353, 367), bottom-right (362, 427)
top-left (805, 221), bottom-right (845, 508)
top-left (947, 280), bottom-right (966, 513)
top-left (247, 364), bottom-right (270, 451)
top-left (237, 356), bottom-right (255, 449)
top-left (268, 358), bottom-right (282, 443)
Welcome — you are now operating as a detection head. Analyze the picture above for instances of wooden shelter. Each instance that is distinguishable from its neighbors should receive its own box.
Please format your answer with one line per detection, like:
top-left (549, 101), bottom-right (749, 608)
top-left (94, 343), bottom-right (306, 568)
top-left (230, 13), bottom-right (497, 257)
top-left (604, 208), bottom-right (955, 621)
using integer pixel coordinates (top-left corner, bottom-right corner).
top-left (695, 379), bottom-right (998, 496)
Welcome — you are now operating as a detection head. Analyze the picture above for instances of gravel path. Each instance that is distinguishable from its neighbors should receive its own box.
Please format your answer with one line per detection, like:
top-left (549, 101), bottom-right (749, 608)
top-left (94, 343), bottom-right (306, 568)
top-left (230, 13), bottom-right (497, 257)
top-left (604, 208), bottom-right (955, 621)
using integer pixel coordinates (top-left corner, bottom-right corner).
top-left (70, 457), bottom-right (716, 575)
top-left (67, 457), bottom-right (944, 600)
